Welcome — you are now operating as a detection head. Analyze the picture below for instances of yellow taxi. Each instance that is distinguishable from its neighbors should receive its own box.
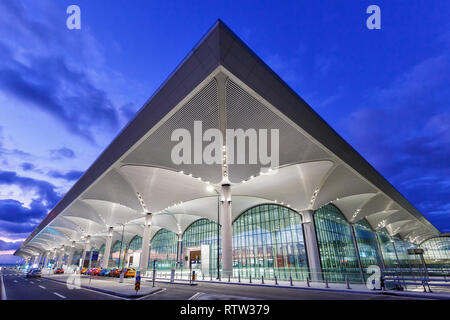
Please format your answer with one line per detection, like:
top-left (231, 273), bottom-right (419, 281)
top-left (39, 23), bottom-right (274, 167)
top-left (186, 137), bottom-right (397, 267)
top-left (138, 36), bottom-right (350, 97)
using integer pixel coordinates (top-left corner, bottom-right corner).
top-left (124, 268), bottom-right (136, 278)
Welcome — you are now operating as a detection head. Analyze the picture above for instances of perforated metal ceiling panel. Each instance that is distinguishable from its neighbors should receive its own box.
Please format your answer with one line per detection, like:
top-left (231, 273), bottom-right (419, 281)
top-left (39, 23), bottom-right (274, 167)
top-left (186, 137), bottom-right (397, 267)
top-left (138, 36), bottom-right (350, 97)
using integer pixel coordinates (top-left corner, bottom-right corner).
top-left (123, 79), bottom-right (222, 183)
top-left (225, 79), bottom-right (331, 183)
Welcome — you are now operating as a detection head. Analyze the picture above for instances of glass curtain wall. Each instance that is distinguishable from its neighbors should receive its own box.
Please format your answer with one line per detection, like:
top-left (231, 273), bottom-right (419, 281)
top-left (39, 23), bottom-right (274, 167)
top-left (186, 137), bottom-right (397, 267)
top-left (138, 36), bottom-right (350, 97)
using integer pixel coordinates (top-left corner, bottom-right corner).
top-left (127, 236), bottom-right (142, 268)
top-left (149, 229), bottom-right (178, 270)
top-left (393, 237), bottom-right (415, 270)
top-left (421, 237), bottom-right (450, 269)
top-left (111, 241), bottom-right (125, 268)
top-left (353, 219), bottom-right (383, 279)
top-left (232, 204), bottom-right (308, 280)
top-left (72, 251), bottom-right (82, 266)
top-left (314, 204), bottom-right (360, 282)
top-left (182, 219), bottom-right (221, 277)
top-left (376, 229), bottom-right (399, 269)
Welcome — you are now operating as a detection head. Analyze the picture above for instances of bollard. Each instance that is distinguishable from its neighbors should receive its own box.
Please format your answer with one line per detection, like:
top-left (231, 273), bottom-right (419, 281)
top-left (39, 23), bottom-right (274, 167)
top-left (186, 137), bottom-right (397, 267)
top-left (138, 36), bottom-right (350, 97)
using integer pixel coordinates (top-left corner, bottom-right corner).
top-left (289, 275), bottom-right (293, 286)
top-left (306, 277), bottom-right (310, 287)
top-left (210, 273), bottom-right (212, 281)
top-left (346, 276), bottom-right (351, 289)
top-left (238, 272), bottom-right (241, 283)
top-left (325, 277), bottom-right (329, 288)
top-left (274, 275), bottom-right (278, 285)
top-left (202, 273), bottom-right (205, 281)
top-left (261, 275), bottom-right (264, 284)
top-left (228, 274), bottom-right (231, 282)
top-left (249, 274), bottom-right (252, 283)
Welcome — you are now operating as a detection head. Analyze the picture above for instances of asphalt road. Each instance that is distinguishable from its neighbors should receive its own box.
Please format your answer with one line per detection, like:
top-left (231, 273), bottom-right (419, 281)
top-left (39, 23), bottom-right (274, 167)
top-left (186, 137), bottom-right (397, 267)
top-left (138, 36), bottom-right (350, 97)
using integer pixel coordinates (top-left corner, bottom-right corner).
top-left (0, 269), bottom-right (121, 300)
top-left (0, 269), bottom-right (428, 300)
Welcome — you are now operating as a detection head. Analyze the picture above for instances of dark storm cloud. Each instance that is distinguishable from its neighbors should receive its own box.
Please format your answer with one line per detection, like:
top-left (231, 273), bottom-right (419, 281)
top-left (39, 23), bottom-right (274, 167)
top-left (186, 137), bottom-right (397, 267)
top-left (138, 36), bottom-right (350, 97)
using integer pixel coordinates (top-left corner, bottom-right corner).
top-left (47, 169), bottom-right (84, 181)
top-left (49, 147), bottom-right (76, 159)
top-left (0, 1), bottom-right (120, 144)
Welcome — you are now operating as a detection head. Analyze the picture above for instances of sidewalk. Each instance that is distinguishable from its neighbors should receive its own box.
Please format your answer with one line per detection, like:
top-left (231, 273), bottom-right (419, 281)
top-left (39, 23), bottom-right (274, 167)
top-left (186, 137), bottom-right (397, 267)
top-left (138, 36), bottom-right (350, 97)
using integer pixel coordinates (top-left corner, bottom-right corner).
top-left (43, 274), bottom-right (161, 298)
top-left (146, 276), bottom-right (450, 299)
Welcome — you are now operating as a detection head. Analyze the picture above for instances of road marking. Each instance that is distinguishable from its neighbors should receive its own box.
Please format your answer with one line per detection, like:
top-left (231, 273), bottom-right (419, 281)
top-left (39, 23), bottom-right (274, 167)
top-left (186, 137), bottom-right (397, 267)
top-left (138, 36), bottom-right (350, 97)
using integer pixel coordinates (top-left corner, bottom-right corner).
top-left (39, 285), bottom-right (46, 290)
top-left (53, 292), bottom-right (66, 299)
top-left (136, 288), bottom-right (166, 300)
top-left (1, 273), bottom-right (7, 300)
top-left (188, 292), bottom-right (205, 300)
top-left (30, 281), bottom-right (34, 285)
top-left (13, 280), bottom-right (18, 283)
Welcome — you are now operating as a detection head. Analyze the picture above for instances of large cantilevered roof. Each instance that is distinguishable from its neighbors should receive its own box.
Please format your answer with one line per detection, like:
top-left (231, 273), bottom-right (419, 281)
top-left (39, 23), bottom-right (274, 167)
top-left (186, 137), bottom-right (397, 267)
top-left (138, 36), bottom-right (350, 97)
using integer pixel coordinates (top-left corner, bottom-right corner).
top-left (15, 20), bottom-right (441, 257)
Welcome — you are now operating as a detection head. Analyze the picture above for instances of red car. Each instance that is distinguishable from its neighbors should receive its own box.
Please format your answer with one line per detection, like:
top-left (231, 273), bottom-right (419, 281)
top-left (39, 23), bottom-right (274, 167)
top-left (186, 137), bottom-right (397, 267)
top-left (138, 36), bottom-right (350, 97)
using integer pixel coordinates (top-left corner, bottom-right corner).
top-left (54, 268), bottom-right (64, 274)
top-left (87, 268), bottom-right (101, 276)
top-left (109, 268), bottom-right (121, 277)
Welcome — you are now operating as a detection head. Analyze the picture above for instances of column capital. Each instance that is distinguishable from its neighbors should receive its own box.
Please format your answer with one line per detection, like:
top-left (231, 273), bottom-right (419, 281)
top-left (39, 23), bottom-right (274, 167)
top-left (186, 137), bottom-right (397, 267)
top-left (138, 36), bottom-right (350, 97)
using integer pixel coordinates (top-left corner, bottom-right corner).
top-left (301, 209), bottom-right (314, 223)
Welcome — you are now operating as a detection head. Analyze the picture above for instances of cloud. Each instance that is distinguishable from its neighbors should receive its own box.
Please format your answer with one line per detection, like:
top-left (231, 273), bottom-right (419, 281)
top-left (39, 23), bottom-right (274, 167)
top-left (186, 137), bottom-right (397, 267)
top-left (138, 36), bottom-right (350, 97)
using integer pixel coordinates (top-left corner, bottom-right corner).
top-left (49, 147), bottom-right (76, 159)
top-left (0, 1), bottom-right (120, 144)
top-left (340, 46), bottom-right (450, 233)
top-left (47, 169), bottom-right (83, 181)
top-left (0, 239), bottom-right (22, 251)
top-left (0, 170), bottom-right (61, 242)
top-left (20, 162), bottom-right (36, 171)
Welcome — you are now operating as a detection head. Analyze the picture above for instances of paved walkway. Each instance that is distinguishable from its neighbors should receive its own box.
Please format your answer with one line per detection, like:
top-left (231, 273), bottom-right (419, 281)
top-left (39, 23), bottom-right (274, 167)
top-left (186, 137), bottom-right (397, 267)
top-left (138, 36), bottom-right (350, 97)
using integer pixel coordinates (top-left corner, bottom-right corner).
top-left (43, 273), bottom-right (161, 298)
top-left (146, 276), bottom-right (450, 299)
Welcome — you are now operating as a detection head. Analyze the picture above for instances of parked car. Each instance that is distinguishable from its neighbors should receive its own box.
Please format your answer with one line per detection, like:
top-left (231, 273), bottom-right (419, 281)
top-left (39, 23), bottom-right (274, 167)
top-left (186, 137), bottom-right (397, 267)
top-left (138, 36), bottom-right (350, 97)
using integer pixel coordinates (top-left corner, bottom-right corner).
top-left (124, 268), bottom-right (136, 278)
top-left (109, 268), bottom-right (120, 277)
top-left (54, 268), bottom-right (64, 274)
top-left (80, 267), bottom-right (88, 275)
top-left (90, 268), bottom-right (101, 276)
top-left (98, 268), bottom-right (109, 276)
top-left (26, 268), bottom-right (42, 278)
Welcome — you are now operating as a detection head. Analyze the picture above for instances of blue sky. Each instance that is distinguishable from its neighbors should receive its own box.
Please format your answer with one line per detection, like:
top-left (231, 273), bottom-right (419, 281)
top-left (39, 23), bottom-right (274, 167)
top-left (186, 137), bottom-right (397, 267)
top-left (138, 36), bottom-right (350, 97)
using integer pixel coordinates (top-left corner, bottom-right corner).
top-left (0, 0), bottom-right (449, 264)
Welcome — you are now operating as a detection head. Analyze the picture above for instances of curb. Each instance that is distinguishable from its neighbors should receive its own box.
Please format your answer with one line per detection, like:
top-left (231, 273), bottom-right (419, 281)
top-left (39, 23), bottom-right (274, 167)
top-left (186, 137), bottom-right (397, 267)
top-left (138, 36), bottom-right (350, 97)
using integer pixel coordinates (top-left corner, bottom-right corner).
top-left (43, 276), bottom-right (163, 299)
top-left (380, 290), bottom-right (450, 300)
top-left (146, 278), bottom-right (382, 296)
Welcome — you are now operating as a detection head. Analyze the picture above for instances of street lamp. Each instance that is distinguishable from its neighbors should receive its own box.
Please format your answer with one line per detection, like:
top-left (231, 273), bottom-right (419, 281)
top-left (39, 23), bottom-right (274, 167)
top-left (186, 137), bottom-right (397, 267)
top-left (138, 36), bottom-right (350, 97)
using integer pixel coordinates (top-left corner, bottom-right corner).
top-left (207, 185), bottom-right (220, 279)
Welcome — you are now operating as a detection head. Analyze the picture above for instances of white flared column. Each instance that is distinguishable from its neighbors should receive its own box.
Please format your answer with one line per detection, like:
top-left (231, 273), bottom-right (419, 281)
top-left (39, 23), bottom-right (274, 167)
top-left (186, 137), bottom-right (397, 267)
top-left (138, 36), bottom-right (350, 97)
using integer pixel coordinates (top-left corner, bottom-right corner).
top-left (80, 236), bottom-right (91, 267)
top-left (220, 183), bottom-right (232, 278)
top-left (102, 228), bottom-right (114, 269)
top-left (302, 210), bottom-right (322, 281)
top-left (41, 251), bottom-right (48, 268)
top-left (57, 246), bottom-right (65, 267)
top-left (66, 242), bottom-right (76, 268)
top-left (139, 213), bottom-right (152, 273)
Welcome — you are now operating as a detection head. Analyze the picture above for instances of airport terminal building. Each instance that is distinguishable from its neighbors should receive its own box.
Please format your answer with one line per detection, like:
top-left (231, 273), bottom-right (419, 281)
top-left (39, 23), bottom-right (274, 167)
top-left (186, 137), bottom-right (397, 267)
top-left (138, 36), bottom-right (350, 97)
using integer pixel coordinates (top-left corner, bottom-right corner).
top-left (15, 21), bottom-right (450, 282)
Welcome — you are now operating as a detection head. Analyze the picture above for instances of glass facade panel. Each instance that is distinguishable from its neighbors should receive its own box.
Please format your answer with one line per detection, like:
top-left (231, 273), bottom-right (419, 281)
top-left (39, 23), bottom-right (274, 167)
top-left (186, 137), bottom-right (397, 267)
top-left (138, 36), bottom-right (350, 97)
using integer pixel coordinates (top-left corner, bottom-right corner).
top-left (393, 237), bottom-right (416, 269)
top-left (127, 236), bottom-right (143, 268)
top-left (182, 219), bottom-right (221, 277)
top-left (232, 204), bottom-right (308, 280)
top-left (98, 244), bottom-right (105, 267)
top-left (314, 205), bottom-right (360, 282)
top-left (376, 229), bottom-right (398, 268)
top-left (421, 237), bottom-right (450, 269)
top-left (111, 240), bottom-right (125, 268)
top-left (353, 219), bottom-right (383, 279)
top-left (150, 229), bottom-right (178, 270)
top-left (72, 250), bottom-right (82, 266)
